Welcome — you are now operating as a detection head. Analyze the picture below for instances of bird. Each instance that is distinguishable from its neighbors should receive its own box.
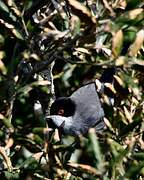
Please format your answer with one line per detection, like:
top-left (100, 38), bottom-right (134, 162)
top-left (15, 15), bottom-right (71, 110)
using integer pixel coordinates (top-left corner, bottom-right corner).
top-left (46, 81), bottom-right (105, 136)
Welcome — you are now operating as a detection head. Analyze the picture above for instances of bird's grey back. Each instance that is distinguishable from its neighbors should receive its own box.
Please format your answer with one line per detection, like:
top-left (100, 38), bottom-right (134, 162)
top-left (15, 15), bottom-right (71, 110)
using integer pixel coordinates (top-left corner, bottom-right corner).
top-left (70, 82), bottom-right (105, 133)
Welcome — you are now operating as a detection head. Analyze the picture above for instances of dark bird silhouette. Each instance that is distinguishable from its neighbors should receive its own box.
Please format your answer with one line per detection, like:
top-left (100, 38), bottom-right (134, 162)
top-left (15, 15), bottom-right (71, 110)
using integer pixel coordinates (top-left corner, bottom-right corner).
top-left (47, 82), bottom-right (105, 136)
top-left (46, 68), bottom-right (118, 136)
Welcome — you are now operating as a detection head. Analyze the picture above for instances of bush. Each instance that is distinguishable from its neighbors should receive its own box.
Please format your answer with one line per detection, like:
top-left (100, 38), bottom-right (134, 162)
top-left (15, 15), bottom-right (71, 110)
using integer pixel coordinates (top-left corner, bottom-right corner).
top-left (0, 0), bottom-right (143, 179)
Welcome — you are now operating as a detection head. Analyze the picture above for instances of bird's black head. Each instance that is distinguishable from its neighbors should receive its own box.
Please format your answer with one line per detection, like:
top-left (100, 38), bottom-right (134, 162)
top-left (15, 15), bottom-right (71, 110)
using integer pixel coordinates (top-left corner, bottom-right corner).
top-left (50, 97), bottom-right (76, 117)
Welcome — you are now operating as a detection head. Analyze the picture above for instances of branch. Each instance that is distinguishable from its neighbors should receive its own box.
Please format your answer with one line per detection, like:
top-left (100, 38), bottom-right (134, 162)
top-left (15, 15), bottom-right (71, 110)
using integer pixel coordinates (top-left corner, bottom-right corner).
top-left (0, 146), bottom-right (13, 172)
top-left (102, 0), bottom-right (116, 17)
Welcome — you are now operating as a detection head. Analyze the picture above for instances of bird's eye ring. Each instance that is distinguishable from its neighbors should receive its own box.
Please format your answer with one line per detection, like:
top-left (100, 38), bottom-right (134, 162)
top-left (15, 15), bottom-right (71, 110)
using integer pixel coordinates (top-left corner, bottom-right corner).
top-left (58, 109), bottom-right (64, 116)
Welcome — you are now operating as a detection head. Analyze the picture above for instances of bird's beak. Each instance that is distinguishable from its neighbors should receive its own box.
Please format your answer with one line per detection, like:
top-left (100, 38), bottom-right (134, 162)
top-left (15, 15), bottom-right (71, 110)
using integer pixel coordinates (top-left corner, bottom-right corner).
top-left (46, 116), bottom-right (66, 140)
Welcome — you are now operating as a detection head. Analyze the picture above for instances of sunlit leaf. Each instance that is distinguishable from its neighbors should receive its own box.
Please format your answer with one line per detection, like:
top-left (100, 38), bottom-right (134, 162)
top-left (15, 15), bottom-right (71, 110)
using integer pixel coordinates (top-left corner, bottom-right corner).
top-left (112, 30), bottom-right (123, 57)
top-left (114, 0), bottom-right (127, 10)
top-left (129, 29), bottom-right (144, 57)
top-left (0, 59), bottom-right (7, 75)
top-left (128, 8), bottom-right (143, 20)
top-left (115, 56), bottom-right (126, 66)
top-left (123, 106), bottom-right (132, 123)
top-left (0, 19), bottom-right (23, 39)
top-left (6, 0), bottom-right (21, 17)
top-left (68, 162), bottom-right (101, 177)
top-left (11, 29), bottom-right (23, 40)
top-left (68, 0), bottom-right (96, 24)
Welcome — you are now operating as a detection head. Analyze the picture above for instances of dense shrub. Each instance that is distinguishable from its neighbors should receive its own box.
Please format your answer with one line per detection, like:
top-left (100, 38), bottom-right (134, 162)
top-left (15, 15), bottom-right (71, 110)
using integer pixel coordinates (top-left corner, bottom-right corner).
top-left (0, 0), bottom-right (143, 179)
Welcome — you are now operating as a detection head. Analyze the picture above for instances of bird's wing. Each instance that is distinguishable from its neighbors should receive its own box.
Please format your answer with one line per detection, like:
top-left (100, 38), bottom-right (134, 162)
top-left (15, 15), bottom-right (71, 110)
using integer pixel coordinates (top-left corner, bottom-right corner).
top-left (70, 82), bottom-right (105, 134)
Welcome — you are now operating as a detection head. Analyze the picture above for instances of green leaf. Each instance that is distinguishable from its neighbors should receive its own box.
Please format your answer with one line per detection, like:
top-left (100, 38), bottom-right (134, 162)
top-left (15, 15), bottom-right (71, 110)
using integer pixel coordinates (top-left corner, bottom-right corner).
top-left (12, 29), bottom-right (24, 40)
top-left (19, 156), bottom-right (39, 170)
top-left (0, 34), bottom-right (5, 44)
top-left (0, 1), bottom-right (17, 22)
top-left (133, 152), bottom-right (144, 161)
top-left (124, 162), bottom-right (144, 179)
top-left (4, 171), bottom-right (20, 180)
top-left (88, 129), bottom-right (105, 173)
top-left (124, 28), bottom-right (136, 43)
top-left (128, 29), bottom-right (144, 57)
top-left (0, 1), bottom-right (9, 13)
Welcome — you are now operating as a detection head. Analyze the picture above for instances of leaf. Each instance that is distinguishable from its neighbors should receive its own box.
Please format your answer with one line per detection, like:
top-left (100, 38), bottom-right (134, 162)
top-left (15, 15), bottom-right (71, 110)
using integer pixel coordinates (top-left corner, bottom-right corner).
top-left (115, 8), bottom-right (144, 27)
top-left (123, 106), bottom-right (132, 123)
top-left (0, 1), bottom-right (9, 13)
top-left (6, 0), bottom-right (21, 17)
top-left (112, 30), bottom-right (123, 57)
top-left (68, 162), bottom-right (101, 177)
top-left (103, 117), bottom-right (115, 132)
top-left (128, 29), bottom-right (144, 57)
top-left (16, 138), bottom-right (41, 152)
top-left (69, 15), bottom-right (80, 36)
top-left (75, 47), bottom-right (90, 54)
top-left (0, 59), bottom-right (7, 75)
top-left (0, 113), bottom-right (14, 129)
top-left (0, 19), bottom-right (23, 40)
top-left (11, 29), bottom-right (23, 40)
top-left (128, 8), bottom-right (143, 20)
top-left (133, 152), bottom-right (144, 161)
top-left (119, 118), bottom-right (142, 137)
top-left (68, 0), bottom-right (96, 24)
top-left (0, 1), bottom-right (17, 22)
top-left (0, 113), bottom-right (5, 120)
top-left (17, 80), bottom-right (51, 95)
top-left (115, 0), bottom-right (127, 10)
top-left (115, 56), bottom-right (126, 66)
top-left (0, 34), bottom-right (5, 44)
top-left (19, 156), bottom-right (39, 170)
top-left (32, 127), bottom-right (51, 134)
top-left (107, 138), bottom-right (124, 157)
top-left (113, 74), bottom-right (124, 88)
top-left (68, 0), bottom-right (91, 17)
top-left (88, 128), bottom-right (105, 172)
top-left (4, 172), bottom-right (19, 180)
top-left (124, 162), bottom-right (144, 179)
top-left (32, 152), bottom-right (43, 162)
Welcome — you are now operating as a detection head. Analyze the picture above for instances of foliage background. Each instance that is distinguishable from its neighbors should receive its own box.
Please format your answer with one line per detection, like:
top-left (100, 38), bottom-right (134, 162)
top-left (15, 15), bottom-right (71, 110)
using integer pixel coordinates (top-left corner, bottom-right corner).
top-left (0, 0), bottom-right (144, 179)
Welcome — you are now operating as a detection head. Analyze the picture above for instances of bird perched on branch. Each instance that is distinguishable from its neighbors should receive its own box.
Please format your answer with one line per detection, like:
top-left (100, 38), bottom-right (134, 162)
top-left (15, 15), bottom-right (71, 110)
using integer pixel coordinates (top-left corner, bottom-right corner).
top-left (46, 68), bottom-right (118, 136)
top-left (47, 82), bottom-right (105, 136)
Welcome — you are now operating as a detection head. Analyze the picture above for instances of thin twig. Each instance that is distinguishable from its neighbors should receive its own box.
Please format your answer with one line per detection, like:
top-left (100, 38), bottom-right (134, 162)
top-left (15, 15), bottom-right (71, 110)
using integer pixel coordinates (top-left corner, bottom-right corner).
top-left (0, 146), bottom-right (13, 172)
top-left (21, 6), bottom-right (29, 36)
top-left (34, 173), bottom-right (51, 180)
top-left (102, 0), bottom-right (116, 17)
top-left (55, 54), bottom-right (114, 66)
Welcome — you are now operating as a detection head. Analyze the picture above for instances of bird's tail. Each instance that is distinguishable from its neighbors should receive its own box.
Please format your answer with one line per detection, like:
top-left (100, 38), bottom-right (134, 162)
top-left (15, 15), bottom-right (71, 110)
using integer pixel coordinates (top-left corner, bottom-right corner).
top-left (95, 68), bottom-right (116, 106)
top-left (95, 67), bottom-right (129, 106)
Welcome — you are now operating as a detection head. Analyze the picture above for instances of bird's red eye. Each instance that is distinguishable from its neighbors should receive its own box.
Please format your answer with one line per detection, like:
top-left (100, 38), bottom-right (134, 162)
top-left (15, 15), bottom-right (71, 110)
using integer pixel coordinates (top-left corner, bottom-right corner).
top-left (58, 109), bottom-right (64, 116)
